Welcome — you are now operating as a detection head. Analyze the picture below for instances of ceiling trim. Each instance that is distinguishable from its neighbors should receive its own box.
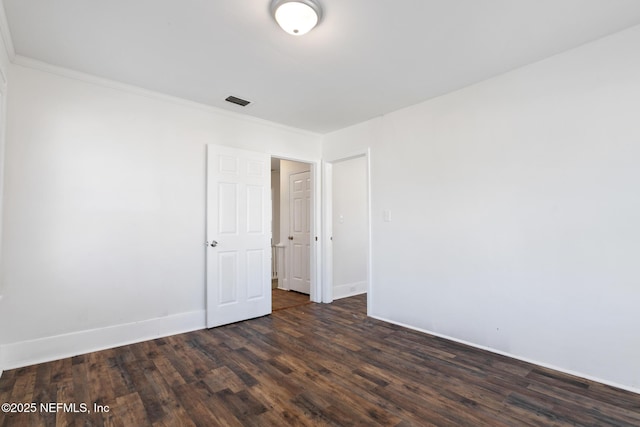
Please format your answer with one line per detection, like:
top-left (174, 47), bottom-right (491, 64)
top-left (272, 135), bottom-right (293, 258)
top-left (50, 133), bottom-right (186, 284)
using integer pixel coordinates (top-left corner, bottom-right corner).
top-left (12, 55), bottom-right (321, 138)
top-left (0, 0), bottom-right (15, 60)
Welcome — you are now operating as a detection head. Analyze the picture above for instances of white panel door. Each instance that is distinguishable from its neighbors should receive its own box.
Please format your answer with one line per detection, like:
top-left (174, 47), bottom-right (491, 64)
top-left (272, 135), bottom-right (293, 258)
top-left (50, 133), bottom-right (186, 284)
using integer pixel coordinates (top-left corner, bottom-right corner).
top-left (288, 171), bottom-right (311, 294)
top-left (207, 145), bottom-right (271, 328)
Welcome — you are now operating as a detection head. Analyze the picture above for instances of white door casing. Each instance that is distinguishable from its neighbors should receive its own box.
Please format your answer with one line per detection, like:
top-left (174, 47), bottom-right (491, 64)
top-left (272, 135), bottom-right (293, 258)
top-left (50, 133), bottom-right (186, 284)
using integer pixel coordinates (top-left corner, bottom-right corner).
top-left (206, 145), bottom-right (271, 328)
top-left (288, 171), bottom-right (311, 294)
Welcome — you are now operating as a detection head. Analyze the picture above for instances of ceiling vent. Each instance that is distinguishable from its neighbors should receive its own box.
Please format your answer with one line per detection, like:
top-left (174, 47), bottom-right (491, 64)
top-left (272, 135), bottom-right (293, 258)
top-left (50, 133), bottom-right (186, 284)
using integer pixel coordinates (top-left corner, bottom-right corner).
top-left (225, 96), bottom-right (251, 107)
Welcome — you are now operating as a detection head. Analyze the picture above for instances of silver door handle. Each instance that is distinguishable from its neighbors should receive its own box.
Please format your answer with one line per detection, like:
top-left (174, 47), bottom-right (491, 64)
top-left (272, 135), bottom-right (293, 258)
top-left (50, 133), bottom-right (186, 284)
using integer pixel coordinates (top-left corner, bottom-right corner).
top-left (210, 240), bottom-right (218, 247)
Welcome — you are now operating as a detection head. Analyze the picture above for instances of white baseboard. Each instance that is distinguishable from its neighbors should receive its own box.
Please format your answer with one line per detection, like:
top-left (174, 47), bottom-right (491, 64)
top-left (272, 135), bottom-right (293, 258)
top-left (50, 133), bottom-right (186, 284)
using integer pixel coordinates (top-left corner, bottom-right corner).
top-left (333, 281), bottom-right (367, 300)
top-left (278, 277), bottom-right (290, 291)
top-left (0, 310), bottom-right (206, 371)
top-left (370, 314), bottom-right (640, 395)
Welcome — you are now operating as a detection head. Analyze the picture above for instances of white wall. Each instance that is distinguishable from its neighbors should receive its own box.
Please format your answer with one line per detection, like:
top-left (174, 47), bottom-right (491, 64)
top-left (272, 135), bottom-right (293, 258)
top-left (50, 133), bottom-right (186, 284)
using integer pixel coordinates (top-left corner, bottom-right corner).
top-left (323, 25), bottom-right (640, 392)
top-left (0, 62), bottom-right (320, 369)
top-left (0, 7), bottom-right (12, 374)
top-left (271, 168), bottom-right (281, 247)
top-left (271, 167), bottom-right (280, 288)
top-left (332, 156), bottom-right (367, 299)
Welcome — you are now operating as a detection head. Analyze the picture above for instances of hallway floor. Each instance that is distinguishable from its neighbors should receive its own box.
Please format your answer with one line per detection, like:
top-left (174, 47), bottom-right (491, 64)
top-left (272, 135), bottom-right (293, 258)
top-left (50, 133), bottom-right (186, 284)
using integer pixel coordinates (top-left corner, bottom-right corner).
top-left (272, 289), bottom-right (310, 311)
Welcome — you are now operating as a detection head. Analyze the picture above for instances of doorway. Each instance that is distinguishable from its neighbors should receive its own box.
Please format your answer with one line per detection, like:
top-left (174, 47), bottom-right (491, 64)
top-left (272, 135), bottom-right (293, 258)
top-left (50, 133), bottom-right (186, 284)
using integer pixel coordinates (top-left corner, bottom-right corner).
top-left (322, 150), bottom-right (371, 313)
top-left (271, 157), bottom-right (314, 309)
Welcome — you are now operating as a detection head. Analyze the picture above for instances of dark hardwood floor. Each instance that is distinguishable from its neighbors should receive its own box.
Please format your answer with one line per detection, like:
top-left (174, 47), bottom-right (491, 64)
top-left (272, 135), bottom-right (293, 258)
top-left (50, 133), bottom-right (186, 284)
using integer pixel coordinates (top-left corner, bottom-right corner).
top-left (272, 289), bottom-right (310, 312)
top-left (1, 294), bottom-right (639, 426)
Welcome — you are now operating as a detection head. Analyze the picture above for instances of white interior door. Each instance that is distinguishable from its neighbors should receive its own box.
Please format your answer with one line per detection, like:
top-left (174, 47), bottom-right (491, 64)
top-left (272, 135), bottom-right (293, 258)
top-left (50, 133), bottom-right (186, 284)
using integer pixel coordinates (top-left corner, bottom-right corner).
top-left (288, 171), bottom-right (311, 294)
top-left (206, 145), bottom-right (271, 328)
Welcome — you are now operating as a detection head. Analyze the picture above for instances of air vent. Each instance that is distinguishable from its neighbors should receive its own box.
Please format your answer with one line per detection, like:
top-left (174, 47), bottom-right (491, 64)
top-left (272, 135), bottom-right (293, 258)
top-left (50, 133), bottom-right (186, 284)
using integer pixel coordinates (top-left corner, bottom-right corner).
top-left (225, 96), bottom-right (251, 107)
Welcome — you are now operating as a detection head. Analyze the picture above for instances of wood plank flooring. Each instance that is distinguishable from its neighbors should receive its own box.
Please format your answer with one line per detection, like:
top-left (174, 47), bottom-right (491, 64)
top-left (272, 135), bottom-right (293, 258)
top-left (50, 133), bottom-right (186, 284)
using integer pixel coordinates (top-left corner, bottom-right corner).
top-left (272, 289), bottom-right (310, 312)
top-left (1, 294), bottom-right (639, 426)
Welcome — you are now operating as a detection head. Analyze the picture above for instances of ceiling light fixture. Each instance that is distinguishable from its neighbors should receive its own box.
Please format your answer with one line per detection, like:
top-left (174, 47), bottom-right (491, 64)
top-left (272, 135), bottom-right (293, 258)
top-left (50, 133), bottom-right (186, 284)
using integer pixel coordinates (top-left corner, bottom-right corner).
top-left (271, 0), bottom-right (322, 36)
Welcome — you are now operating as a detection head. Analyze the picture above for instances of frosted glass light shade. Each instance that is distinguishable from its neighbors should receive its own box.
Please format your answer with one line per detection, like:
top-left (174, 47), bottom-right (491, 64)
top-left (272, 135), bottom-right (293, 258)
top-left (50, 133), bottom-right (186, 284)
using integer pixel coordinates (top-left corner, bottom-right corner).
top-left (271, 0), bottom-right (322, 36)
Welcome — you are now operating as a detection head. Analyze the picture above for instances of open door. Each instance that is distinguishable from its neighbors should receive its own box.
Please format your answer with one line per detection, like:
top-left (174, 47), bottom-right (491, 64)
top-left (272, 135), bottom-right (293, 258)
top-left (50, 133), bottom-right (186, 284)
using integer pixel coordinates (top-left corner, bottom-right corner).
top-left (206, 144), bottom-right (271, 328)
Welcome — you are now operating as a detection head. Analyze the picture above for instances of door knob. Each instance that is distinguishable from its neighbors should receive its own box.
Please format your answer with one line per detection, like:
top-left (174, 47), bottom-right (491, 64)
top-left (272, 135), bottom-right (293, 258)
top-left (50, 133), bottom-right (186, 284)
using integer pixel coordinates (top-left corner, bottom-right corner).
top-left (210, 240), bottom-right (218, 247)
top-left (288, 236), bottom-right (293, 240)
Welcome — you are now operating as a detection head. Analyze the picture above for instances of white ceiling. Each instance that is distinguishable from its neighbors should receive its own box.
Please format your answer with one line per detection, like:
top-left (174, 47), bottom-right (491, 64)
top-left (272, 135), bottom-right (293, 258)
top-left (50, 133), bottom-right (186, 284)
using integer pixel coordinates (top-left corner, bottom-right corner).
top-left (3, 0), bottom-right (640, 134)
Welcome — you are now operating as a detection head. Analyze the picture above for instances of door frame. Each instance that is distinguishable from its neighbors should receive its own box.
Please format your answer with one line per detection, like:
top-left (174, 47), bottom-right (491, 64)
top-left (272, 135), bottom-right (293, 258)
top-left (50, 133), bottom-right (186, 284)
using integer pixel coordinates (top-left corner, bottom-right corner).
top-left (271, 154), bottom-right (322, 303)
top-left (322, 148), bottom-right (372, 315)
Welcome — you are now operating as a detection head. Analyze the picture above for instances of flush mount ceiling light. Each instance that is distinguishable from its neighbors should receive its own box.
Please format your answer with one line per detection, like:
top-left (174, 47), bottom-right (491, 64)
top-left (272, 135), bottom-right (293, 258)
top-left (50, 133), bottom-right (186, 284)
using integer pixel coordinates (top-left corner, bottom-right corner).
top-left (271, 0), bottom-right (323, 36)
